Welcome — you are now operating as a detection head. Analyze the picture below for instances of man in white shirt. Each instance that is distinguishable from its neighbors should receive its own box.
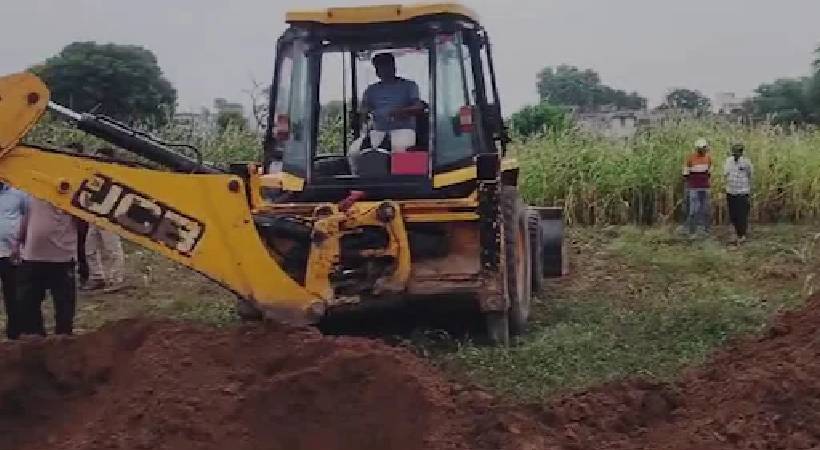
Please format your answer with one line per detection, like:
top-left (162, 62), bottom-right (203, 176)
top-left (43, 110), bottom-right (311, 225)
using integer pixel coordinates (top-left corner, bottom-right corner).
top-left (723, 142), bottom-right (753, 243)
top-left (16, 197), bottom-right (79, 336)
top-left (82, 147), bottom-right (126, 292)
top-left (0, 183), bottom-right (27, 339)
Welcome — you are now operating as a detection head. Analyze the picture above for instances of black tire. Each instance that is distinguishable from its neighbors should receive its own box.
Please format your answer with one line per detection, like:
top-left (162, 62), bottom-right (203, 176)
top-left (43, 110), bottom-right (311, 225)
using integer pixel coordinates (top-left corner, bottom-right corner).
top-left (502, 186), bottom-right (532, 337)
top-left (540, 216), bottom-right (566, 278)
top-left (236, 298), bottom-right (264, 322)
top-left (527, 209), bottom-right (545, 294)
top-left (485, 311), bottom-right (510, 346)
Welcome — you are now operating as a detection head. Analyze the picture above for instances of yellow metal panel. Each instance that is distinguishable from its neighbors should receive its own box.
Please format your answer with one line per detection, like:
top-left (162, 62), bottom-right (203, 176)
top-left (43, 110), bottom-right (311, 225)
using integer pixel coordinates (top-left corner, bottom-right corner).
top-left (0, 146), bottom-right (321, 323)
top-left (404, 212), bottom-right (478, 222)
top-left (281, 172), bottom-right (305, 191)
top-left (432, 157), bottom-right (518, 189)
top-left (286, 3), bottom-right (478, 25)
top-left (0, 73), bottom-right (49, 155)
top-left (433, 165), bottom-right (476, 188)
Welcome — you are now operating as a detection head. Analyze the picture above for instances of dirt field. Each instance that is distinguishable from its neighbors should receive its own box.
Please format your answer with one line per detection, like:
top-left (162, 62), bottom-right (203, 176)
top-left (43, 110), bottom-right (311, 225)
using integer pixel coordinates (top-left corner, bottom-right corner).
top-left (3, 293), bottom-right (820, 450)
top-left (527, 291), bottom-right (820, 449)
top-left (0, 319), bottom-right (535, 450)
top-left (2, 225), bottom-right (820, 449)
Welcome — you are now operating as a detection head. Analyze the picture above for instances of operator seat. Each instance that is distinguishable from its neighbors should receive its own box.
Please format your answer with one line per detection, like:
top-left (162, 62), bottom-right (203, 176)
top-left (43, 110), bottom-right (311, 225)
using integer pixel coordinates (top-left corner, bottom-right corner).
top-left (349, 102), bottom-right (429, 177)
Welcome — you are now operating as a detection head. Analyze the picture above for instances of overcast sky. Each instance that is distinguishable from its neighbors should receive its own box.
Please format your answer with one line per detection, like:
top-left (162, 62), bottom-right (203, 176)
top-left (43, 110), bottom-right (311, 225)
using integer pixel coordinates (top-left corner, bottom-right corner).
top-left (4, 0), bottom-right (820, 114)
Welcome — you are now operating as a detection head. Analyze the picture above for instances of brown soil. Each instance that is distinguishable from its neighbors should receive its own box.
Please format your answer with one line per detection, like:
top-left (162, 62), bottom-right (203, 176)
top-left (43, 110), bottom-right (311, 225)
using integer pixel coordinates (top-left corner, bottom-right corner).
top-left (4, 294), bottom-right (820, 450)
top-left (531, 292), bottom-right (820, 449)
top-left (0, 320), bottom-right (541, 450)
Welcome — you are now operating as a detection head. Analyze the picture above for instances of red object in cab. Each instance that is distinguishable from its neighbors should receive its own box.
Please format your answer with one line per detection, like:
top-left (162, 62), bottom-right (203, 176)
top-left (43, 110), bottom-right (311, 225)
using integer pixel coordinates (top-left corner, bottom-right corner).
top-left (391, 151), bottom-right (428, 176)
top-left (458, 106), bottom-right (474, 133)
top-left (273, 114), bottom-right (290, 140)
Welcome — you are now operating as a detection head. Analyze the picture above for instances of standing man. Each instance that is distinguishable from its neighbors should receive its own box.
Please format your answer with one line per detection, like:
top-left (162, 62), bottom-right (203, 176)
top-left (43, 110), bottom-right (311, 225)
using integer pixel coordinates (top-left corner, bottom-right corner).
top-left (724, 142), bottom-right (753, 243)
top-left (65, 143), bottom-right (89, 287)
top-left (0, 183), bottom-right (27, 339)
top-left (16, 196), bottom-right (79, 336)
top-left (82, 147), bottom-right (126, 292)
top-left (683, 138), bottom-right (713, 236)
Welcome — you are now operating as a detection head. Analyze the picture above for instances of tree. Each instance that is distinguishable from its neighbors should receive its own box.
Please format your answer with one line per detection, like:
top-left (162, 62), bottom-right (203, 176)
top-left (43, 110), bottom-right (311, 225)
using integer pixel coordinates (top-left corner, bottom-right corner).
top-left (536, 64), bottom-right (646, 111)
top-left (510, 102), bottom-right (570, 137)
top-left (747, 44), bottom-right (820, 125)
top-left (808, 46), bottom-right (820, 118)
top-left (752, 78), bottom-right (815, 125)
top-left (216, 110), bottom-right (248, 131)
top-left (31, 42), bottom-right (177, 126)
top-left (807, 74), bottom-right (820, 117)
top-left (813, 44), bottom-right (820, 71)
top-left (320, 100), bottom-right (344, 124)
top-left (664, 88), bottom-right (711, 112)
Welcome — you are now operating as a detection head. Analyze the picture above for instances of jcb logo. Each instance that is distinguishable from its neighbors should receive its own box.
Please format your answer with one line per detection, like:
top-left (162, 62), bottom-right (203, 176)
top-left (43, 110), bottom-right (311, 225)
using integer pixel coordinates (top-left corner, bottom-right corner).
top-left (72, 175), bottom-right (204, 256)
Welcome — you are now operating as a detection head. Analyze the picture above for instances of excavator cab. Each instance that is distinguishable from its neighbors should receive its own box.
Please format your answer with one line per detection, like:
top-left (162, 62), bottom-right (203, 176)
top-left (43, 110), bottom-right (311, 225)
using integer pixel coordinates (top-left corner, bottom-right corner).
top-left (264, 4), bottom-right (508, 202)
top-left (0, 3), bottom-right (565, 345)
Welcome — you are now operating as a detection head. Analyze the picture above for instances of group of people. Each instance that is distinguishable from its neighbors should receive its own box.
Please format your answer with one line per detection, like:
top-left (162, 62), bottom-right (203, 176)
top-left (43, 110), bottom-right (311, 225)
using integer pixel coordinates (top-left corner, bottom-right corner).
top-left (0, 143), bottom-right (125, 340)
top-left (683, 138), bottom-right (754, 243)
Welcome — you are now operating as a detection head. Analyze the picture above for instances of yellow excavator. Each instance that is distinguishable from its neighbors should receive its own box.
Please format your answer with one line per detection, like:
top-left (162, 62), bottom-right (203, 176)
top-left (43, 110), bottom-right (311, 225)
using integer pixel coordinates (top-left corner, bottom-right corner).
top-left (0, 3), bottom-right (564, 344)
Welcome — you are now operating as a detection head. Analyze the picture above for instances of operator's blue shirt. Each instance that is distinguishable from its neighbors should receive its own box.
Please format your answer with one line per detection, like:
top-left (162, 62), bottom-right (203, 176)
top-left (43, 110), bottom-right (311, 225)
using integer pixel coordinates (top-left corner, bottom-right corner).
top-left (0, 185), bottom-right (27, 258)
top-left (362, 78), bottom-right (420, 131)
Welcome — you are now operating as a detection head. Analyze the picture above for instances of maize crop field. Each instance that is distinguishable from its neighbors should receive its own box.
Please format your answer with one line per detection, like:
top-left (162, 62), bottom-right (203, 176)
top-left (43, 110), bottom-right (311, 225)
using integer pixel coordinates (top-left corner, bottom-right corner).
top-left (517, 119), bottom-right (820, 225)
top-left (26, 116), bottom-right (820, 226)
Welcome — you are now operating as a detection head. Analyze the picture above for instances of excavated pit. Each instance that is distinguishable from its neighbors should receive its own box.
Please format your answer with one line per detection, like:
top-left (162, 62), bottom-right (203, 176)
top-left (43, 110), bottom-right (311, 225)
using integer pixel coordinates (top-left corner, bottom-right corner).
top-left (0, 319), bottom-right (538, 450)
top-left (530, 292), bottom-right (820, 449)
top-left (4, 293), bottom-right (820, 450)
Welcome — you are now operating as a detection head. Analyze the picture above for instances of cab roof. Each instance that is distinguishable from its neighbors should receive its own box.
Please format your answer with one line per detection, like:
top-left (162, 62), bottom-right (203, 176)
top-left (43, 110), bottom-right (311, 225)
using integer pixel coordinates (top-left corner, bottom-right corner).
top-left (285, 3), bottom-right (479, 25)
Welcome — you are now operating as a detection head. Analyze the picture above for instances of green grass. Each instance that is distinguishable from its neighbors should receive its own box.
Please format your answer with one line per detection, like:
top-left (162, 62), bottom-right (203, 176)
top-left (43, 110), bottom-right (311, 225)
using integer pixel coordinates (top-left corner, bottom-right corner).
top-left (8, 225), bottom-right (819, 402)
top-left (443, 225), bottom-right (817, 399)
top-left (66, 244), bottom-right (238, 331)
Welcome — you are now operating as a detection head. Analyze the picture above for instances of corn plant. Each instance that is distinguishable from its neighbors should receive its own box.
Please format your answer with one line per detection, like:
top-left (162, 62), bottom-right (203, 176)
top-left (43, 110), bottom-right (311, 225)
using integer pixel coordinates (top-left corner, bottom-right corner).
top-left (518, 119), bottom-right (820, 225)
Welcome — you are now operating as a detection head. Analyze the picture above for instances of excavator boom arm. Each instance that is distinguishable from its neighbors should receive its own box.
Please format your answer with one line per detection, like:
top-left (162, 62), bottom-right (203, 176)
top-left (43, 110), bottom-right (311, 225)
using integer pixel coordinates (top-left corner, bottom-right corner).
top-left (0, 72), bottom-right (323, 324)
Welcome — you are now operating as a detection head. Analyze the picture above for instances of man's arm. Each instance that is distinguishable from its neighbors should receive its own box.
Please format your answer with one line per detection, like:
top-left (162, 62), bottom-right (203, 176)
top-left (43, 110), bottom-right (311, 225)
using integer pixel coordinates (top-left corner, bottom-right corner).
top-left (390, 81), bottom-right (425, 118)
top-left (359, 86), bottom-right (373, 115)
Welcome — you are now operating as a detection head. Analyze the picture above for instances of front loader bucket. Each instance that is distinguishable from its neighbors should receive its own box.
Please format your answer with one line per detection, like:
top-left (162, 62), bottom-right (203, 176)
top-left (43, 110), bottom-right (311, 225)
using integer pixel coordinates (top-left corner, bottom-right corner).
top-left (0, 72), bottom-right (49, 155)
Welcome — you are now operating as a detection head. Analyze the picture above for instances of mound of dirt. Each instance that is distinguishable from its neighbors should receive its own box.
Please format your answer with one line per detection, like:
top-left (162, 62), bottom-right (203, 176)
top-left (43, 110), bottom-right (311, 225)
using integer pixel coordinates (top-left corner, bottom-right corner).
top-left (6, 293), bottom-right (820, 450)
top-left (0, 319), bottom-right (540, 450)
top-left (533, 293), bottom-right (820, 449)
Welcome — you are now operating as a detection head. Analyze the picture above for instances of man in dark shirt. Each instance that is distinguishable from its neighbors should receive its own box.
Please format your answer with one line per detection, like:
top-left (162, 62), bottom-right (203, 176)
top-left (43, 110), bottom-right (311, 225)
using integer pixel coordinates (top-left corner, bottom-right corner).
top-left (349, 53), bottom-right (426, 173)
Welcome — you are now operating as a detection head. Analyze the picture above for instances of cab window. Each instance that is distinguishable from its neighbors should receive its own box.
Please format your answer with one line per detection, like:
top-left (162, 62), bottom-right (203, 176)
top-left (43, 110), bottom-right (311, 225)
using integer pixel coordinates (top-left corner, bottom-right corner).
top-left (271, 41), bottom-right (310, 176)
top-left (434, 32), bottom-right (476, 168)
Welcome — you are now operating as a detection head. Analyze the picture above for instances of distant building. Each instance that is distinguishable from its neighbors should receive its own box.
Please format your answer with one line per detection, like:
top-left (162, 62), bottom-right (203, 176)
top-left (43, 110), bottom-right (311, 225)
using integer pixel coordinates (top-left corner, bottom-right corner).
top-left (573, 105), bottom-right (709, 139)
top-left (173, 97), bottom-right (248, 134)
top-left (714, 92), bottom-right (747, 115)
top-left (173, 108), bottom-right (215, 134)
top-left (213, 98), bottom-right (245, 116)
top-left (576, 109), bottom-right (644, 139)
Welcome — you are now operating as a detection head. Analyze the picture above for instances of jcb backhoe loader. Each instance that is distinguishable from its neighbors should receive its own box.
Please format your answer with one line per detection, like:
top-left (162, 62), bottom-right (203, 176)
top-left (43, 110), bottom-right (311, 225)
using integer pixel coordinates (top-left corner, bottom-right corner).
top-left (0, 3), bottom-right (564, 344)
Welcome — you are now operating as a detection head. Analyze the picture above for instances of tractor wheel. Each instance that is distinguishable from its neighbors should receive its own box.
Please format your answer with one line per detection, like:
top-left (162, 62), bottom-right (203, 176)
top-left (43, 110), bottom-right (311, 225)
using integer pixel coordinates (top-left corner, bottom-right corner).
top-left (502, 186), bottom-right (532, 337)
top-left (527, 209), bottom-right (545, 294)
top-left (236, 298), bottom-right (264, 322)
top-left (541, 214), bottom-right (566, 277)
